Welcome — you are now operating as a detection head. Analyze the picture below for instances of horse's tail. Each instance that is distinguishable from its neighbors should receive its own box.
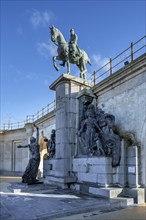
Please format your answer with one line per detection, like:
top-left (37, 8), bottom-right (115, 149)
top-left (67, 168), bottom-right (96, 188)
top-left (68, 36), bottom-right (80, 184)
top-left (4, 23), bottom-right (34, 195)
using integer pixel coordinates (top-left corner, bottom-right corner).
top-left (87, 59), bottom-right (91, 66)
top-left (80, 50), bottom-right (91, 65)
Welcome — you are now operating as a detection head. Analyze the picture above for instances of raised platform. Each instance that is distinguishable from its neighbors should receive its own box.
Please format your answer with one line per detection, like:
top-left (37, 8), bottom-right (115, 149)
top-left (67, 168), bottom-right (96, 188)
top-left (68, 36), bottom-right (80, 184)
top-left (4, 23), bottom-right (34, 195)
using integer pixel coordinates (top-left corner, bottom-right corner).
top-left (49, 73), bottom-right (91, 91)
top-left (70, 183), bottom-right (144, 204)
top-left (43, 158), bottom-right (77, 188)
top-left (73, 157), bottom-right (114, 187)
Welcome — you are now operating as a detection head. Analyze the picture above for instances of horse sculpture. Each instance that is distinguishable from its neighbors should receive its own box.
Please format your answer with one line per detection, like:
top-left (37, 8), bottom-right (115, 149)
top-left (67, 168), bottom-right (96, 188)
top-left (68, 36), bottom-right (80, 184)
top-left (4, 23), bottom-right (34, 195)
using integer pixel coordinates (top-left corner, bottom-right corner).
top-left (50, 25), bottom-right (91, 79)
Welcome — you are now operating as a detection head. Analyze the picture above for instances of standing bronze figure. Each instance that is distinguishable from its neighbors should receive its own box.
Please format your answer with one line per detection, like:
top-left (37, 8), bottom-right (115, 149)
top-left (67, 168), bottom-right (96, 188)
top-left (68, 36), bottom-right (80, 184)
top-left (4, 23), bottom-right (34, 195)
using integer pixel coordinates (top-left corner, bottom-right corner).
top-left (17, 124), bottom-right (42, 185)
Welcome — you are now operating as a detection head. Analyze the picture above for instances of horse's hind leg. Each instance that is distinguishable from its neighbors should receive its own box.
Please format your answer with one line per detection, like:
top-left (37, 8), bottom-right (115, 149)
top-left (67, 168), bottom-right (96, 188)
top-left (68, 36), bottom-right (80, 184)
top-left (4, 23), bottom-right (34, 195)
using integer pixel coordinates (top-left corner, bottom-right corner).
top-left (81, 71), bottom-right (86, 80)
top-left (77, 64), bottom-right (84, 79)
top-left (60, 61), bottom-right (66, 67)
top-left (66, 60), bottom-right (70, 74)
top-left (53, 56), bottom-right (59, 71)
top-left (79, 61), bottom-right (86, 80)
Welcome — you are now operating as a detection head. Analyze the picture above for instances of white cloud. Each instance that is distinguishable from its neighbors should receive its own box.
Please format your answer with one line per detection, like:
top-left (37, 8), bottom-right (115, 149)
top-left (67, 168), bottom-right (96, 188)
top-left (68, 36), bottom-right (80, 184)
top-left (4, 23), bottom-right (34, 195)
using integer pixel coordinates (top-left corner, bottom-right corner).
top-left (25, 72), bottom-right (39, 81)
top-left (43, 79), bottom-right (49, 86)
top-left (16, 69), bottom-right (23, 76)
top-left (26, 74), bottom-right (33, 80)
top-left (85, 54), bottom-right (110, 84)
top-left (29, 9), bottom-right (55, 29)
top-left (9, 65), bottom-right (38, 81)
top-left (92, 54), bottom-right (110, 71)
top-left (37, 42), bottom-right (56, 59)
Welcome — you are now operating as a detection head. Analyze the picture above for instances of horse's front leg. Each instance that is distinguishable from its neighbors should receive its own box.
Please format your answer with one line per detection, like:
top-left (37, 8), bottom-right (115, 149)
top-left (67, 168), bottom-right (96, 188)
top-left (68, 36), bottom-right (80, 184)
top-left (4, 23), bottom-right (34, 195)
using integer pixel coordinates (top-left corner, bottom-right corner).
top-left (53, 56), bottom-right (59, 71)
top-left (66, 60), bottom-right (70, 74)
top-left (79, 60), bottom-right (87, 80)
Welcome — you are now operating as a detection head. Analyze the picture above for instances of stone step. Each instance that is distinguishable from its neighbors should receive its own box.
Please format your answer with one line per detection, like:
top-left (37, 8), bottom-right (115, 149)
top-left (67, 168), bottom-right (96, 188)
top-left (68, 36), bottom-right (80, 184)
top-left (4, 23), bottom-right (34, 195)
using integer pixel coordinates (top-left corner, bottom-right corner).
top-left (71, 183), bottom-right (135, 206)
top-left (110, 197), bottom-right (134, 207)
top-left (89, 187), bottom-right (123, 198)
top-left (71, 183), bottom-right (124, 198)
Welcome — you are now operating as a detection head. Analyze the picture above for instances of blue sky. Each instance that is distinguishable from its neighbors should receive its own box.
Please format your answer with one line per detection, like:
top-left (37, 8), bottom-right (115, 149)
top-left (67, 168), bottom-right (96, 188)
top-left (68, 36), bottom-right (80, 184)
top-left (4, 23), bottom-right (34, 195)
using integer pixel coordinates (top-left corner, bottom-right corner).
top-left (1, 0), bottom-right (146, 125)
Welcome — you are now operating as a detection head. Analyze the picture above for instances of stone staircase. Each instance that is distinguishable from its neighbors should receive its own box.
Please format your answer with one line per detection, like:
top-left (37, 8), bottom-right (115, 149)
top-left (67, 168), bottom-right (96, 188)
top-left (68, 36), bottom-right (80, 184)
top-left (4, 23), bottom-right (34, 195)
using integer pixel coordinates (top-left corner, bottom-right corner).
top-left (70, 183), bottom-right (145, 205)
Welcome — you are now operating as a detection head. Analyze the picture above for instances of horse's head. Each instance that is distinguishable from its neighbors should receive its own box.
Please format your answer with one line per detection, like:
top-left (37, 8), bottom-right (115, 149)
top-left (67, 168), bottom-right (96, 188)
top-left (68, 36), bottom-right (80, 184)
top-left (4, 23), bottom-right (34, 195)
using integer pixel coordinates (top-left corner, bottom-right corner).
top-left (50, 25), bottom-right (58, 43)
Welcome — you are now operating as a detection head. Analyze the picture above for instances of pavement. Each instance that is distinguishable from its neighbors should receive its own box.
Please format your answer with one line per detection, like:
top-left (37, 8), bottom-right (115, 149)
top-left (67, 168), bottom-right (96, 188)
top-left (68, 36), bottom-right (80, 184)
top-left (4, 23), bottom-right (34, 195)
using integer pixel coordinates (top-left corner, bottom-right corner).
top-left (0, 176), bottom-right (146, 220)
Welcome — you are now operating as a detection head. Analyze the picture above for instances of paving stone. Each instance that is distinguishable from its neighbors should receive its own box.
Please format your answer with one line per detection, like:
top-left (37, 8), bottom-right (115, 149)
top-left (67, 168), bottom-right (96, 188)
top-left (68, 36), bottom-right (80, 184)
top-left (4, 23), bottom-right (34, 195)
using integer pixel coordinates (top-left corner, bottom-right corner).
top-left (0, 178), bottom-right (139, 220)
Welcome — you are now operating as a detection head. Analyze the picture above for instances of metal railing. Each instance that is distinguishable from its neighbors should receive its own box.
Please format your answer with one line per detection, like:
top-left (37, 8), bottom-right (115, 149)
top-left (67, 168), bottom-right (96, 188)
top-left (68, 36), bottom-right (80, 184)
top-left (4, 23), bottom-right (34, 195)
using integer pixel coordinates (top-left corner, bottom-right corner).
top-left (1, 100), bottom-right (56, 131)
top-left (89, 36), bottom-right (146, 86)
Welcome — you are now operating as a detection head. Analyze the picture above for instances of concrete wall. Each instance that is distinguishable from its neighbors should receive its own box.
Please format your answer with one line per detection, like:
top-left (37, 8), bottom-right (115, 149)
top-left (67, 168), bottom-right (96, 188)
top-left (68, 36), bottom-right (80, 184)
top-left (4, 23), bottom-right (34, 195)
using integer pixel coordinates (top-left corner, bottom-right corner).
top-left (0, 129), bottom-right (28, 173)
top-left (92, 54), bottom-right (146, 188)
top-left (0, 111), bottom-right (55, 174)
top-left (73, 157), bottom-right (113, 186)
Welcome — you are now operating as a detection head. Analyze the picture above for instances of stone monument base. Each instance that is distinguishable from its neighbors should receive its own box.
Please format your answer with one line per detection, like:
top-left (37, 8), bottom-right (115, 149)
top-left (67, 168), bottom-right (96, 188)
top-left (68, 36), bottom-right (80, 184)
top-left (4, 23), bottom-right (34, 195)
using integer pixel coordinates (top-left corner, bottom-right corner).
top-left (44, 74), bottom-right (91, 188)
top-left (71, 157), bottom-right (145, 204)
top-left (43, 158), bottom-right (77, 188)
top-left (70, 183), bottom-right (144, 204)
top-left (73, 157), bottom-right (114, 187)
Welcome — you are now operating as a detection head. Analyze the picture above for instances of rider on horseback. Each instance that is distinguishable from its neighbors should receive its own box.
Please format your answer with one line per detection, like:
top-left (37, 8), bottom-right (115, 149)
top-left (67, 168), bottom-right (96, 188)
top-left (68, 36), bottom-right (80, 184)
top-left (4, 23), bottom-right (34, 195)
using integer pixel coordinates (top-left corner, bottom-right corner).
top-left (50, 25), bottom-right (91, 78)
top-left (60, 28), bottom-right (81, 67)
top-left (69, 29), bottom-right (81, 59)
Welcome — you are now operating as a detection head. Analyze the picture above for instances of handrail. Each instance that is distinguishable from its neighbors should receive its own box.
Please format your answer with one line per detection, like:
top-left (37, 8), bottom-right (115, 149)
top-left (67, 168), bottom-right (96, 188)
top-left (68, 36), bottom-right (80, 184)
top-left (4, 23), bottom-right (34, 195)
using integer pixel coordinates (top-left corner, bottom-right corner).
top-left (89, 35), bottom-right (146, 86)
top-left (133, 35), bottom-right (146, 45)
top-left (0, 100), bottom-right (56, 131)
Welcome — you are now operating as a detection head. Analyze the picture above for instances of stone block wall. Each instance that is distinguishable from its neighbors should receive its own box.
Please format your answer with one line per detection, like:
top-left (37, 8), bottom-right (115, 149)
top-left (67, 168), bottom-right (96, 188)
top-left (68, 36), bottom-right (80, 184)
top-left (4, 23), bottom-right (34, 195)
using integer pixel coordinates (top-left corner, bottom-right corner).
top-left (0, 111), bottom-right (55, 174)
top-left (73, 157), bottom-right (113, 186)
top-left (0, 129), bottom-right (28, 173)
top-left (93, 54), bottom-right (146, 190)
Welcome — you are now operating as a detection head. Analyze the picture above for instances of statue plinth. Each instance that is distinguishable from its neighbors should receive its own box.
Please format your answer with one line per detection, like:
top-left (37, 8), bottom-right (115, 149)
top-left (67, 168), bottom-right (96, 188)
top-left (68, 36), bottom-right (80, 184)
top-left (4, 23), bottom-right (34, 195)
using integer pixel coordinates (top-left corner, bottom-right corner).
top-left (49, 73), bottom-right (91, 91)
top-left (45, 73), bottom-right (91, 188)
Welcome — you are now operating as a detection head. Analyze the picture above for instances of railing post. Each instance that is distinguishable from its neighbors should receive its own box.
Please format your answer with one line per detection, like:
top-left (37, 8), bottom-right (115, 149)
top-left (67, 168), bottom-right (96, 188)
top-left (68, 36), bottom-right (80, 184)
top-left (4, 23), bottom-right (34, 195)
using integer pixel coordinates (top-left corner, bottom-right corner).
top-left (8, 122), bottom-right (10, 130)
top-left (37, 111), bottom-right (39, 120)
top-left (3, 124), bottom-right (5, 130)
top-left (42, 108), bottom-right (44, 116)
top-left (26, 115), bottom-right (29, 123)
top-left (131, 42), bottom-right (134, 61)
top-left (47, 104), bottom-right (50, 113)
top-left (93, 71), bottom-right (96, 86)
top-left (54, 100), bottom-right (56, 109)
top-left (110, 58), bottom-right (112, 75)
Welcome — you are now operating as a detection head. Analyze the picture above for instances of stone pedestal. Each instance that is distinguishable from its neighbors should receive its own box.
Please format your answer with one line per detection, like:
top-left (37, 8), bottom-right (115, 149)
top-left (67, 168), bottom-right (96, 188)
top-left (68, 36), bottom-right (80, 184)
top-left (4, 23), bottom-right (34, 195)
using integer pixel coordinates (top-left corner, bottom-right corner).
top-left (73, 157), bottom-right (113, 187)
top-left (127, 146), bottom-right (140, 188)
top-left (45, 74), bottom-right (91, 187)
top-left (112, 139), bottom-right (127, 187)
